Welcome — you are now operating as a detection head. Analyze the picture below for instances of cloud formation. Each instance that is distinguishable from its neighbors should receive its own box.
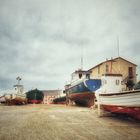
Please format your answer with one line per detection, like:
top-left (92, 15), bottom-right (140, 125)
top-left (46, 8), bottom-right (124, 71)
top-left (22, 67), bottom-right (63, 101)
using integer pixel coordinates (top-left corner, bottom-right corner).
top-left (0, 0), bottom-right (140, 91)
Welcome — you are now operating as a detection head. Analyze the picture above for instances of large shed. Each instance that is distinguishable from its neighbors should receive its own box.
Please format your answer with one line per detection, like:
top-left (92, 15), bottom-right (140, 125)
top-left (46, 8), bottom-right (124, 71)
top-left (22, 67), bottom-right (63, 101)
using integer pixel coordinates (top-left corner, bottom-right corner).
top-left (42, 90), bottom-right (63, 104)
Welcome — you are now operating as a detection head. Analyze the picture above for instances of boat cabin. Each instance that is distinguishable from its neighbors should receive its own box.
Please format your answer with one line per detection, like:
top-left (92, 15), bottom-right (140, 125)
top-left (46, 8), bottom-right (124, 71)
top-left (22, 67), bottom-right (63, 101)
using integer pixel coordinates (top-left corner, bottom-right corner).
top-left (71, 69), bottom-right (91, 83)
top-left (96, 74), bottom-right (123, 94)
top-left (14, 85), bottom-right (24, 94)
top-left (13, 76), bottom-right (24, 94)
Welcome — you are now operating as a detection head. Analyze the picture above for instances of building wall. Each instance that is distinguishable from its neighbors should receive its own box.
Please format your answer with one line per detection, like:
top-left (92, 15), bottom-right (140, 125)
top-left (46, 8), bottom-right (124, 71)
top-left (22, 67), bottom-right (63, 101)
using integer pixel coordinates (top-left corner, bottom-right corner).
top-left (43, 90), bottom-right (63, 104)
top-left (90, 58), bottom-right (137, 84)
top-left (43, 95), bottom-right (59, 104)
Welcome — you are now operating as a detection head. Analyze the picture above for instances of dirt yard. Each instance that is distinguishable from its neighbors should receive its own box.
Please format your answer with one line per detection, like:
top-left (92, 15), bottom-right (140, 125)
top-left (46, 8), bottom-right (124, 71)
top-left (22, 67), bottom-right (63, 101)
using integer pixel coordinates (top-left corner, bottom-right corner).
top-left (0, 104), bottom-right (140, 140)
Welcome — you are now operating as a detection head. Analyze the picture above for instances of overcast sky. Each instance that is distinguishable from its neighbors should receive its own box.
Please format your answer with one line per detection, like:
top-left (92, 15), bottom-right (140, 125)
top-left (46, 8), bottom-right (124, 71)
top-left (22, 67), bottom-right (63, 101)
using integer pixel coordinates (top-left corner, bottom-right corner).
top-left (0, 0), bottom-right (140, 92)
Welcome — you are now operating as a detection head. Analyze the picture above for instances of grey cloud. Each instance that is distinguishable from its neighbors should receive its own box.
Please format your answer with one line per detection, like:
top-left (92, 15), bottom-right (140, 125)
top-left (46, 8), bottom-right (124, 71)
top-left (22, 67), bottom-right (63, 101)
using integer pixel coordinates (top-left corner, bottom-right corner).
top-left (0, 0), bottom-right (140, 91)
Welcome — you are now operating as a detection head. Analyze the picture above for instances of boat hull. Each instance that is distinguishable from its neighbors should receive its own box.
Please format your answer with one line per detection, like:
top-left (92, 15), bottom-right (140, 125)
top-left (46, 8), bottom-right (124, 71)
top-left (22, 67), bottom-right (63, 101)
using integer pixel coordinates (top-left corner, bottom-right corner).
top-left (66, 79), bottom-right (101, 107)
top-left (11, 94), bottom-right (27, 104)
top-left (102, 105), bottom-right (140, 120)
top-left (27, 100), bottom-right (42, 104)
top-left (5, 94), bottom-right (27, 105)
top-left (53, 96), bottom-right (66, 104)
top-left (68, 92), bottom-right (95, 107)
top-left (97, 90), bottom-right (140, 120)
top-left (5, 94), bottom-right (12, 102)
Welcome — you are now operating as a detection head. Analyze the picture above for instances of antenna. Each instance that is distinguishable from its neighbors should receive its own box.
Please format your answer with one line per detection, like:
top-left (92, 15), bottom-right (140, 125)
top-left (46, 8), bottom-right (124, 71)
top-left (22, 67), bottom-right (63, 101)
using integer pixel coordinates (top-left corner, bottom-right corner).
top-left (80, 46), bottom-right (84, 70)
top-left (117, 36), bottom-right (120, 57)
top-left (16, 76), bottom-right (21, 85)
top-left (117, 36), bottom-right (121, 73)
top-left (81, 56), bottom-right (83, 70)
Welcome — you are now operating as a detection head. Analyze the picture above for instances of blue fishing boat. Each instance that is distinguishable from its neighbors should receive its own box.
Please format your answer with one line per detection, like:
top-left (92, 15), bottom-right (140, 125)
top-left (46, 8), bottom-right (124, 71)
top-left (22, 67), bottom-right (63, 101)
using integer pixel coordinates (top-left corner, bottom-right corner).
top-left (65, 69), bottom-right (101, 107)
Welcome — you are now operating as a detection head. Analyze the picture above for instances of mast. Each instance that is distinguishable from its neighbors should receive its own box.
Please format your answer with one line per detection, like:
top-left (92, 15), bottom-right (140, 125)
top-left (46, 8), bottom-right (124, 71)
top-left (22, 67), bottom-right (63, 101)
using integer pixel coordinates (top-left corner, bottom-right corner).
top-left (117, 36), bottom-right (121, 74)
top-left (81, 56), bottom-right (83, 70)
top-left (117, 36), bottom-right (120, 57)
top-left (80, 45), bottom-right (84, 70)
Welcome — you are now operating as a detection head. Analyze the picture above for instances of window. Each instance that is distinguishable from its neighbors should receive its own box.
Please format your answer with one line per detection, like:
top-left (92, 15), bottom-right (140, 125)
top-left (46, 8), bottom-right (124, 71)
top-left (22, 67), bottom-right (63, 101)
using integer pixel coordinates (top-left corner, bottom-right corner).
top-left (86, 74), bottom-right (90, 79)
top-left (128, 67), bottom-right (133, 78)
top-left (102, 80), bottom-right (107, 85)
top-left (79, 73), bottom-right (82, 79)
top-left (116, 80), bottom-right (120, 85)
top-left (98, 66), bottom-right (100, 74)
top-left (106, 64), bottom-right (109, 73)
top-left (102, 79), bottom-right (107, 85)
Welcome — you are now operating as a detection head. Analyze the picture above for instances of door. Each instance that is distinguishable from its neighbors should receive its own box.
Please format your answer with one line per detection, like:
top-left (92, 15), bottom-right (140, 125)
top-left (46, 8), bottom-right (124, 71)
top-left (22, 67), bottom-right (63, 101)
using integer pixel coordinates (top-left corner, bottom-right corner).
top-left (128, 67), bottom-right (133, 78)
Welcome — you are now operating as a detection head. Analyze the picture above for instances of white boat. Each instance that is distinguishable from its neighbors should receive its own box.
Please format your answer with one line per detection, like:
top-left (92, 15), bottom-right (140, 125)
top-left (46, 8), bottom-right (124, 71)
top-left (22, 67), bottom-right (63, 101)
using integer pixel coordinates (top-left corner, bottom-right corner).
top-left (95, 74), bottom-right (140, 120)
top-left (0, 95), bottom-right (6, 103)
top-left (4, 77), bottom-right (27, 105)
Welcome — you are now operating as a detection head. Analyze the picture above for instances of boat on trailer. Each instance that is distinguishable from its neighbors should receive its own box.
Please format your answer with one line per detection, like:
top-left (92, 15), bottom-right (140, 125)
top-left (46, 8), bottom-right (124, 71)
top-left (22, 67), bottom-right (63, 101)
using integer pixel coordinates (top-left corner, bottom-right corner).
top-left (95, 74), bottom-right (140, 120)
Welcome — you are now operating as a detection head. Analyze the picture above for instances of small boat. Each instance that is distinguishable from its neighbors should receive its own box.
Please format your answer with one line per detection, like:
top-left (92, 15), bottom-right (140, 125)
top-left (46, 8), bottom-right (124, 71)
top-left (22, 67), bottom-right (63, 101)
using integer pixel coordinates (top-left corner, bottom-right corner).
top-left (53, 96), bottom-right (66, 104)
top-left (95, 74), bottom-right (140, 120)
top-left (65, 69), bottom-right (101, 107)
top-left (4, 77), bottom-right (27, 105)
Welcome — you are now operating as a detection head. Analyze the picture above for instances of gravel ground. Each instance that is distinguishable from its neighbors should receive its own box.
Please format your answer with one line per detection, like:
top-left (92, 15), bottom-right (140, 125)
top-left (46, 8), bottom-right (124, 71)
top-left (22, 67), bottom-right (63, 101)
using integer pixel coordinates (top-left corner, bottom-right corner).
top-left (0, 104), bottom-right (140, 140)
